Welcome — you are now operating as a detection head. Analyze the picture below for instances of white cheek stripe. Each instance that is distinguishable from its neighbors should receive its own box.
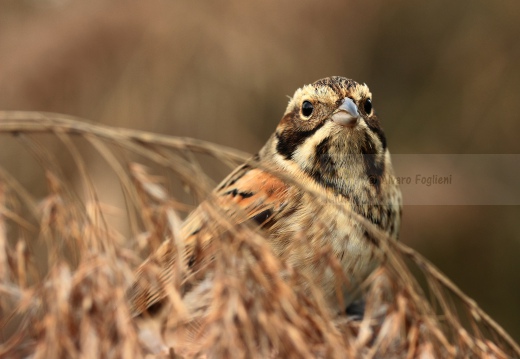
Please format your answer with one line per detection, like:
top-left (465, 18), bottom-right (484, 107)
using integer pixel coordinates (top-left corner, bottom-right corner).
top-left (272, 119), bottom-right (374, 174)
top-left (292, 122), bottom-right (337, 171)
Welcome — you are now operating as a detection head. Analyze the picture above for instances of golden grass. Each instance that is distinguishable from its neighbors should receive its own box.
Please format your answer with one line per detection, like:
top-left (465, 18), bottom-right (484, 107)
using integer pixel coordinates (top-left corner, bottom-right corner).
top-left (0, 112), bottom-right (518, 358)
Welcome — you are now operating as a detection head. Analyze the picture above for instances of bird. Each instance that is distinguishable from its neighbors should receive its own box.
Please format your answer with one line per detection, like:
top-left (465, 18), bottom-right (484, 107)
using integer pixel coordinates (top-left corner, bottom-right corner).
top-left (128, 76), bottom-right (402, 350)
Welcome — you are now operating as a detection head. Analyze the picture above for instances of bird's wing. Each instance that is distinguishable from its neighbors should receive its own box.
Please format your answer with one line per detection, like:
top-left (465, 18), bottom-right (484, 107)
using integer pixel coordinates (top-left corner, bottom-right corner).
top-left (129, 163), bottom-right (291, 316)
top-left (184, 164), bottom-right (290, 242)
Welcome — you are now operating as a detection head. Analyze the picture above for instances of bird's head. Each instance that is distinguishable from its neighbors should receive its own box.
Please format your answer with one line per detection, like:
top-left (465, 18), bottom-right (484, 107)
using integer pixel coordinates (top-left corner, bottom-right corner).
top-left (264, 76), bottom-right (390, 194)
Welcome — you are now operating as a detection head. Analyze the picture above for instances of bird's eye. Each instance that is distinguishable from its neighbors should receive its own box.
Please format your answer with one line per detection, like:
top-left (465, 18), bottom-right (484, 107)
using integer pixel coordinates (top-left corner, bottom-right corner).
top-left (363, 99), bottom-right (373, 114)
top-left (301, 100), bottom-right (314, 117)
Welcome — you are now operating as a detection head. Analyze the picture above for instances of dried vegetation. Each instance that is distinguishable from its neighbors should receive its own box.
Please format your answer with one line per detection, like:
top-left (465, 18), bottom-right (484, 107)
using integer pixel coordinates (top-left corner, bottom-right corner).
top-left (0, 112), bottom-right (518, 358)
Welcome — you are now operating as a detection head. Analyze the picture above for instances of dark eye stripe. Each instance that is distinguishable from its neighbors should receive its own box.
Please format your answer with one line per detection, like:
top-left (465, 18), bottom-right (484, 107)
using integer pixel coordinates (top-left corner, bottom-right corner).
top-left (275, 120), bottom-right (326, 160)
top-left (364, 117), bottom-right (387, 150)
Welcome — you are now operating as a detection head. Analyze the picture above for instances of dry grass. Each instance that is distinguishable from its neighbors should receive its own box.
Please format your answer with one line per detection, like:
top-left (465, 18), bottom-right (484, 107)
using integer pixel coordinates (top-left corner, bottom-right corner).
top-left (0, 112), bottom-right (518, 358)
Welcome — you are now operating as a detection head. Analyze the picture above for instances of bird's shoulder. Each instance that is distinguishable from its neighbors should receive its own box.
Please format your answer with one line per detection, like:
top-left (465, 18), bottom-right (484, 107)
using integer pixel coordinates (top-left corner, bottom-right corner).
top-left (181, 161), bottom-right (293, 244)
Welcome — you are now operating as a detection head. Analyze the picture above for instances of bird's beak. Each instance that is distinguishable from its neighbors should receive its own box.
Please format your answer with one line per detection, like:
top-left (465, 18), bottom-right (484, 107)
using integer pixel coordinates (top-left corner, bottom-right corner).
top-left (331, 97), bottom-right (359, 127)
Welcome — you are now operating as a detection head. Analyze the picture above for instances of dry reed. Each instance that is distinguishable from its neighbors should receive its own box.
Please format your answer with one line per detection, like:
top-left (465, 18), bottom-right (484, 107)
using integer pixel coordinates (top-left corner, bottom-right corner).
top-left (0, 112), bottom-right (518, 358)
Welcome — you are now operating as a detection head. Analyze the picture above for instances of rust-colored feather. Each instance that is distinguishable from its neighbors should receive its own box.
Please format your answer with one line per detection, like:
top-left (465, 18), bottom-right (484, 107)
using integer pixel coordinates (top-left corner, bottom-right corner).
top-left (129, 164), bottom-right (291, 316)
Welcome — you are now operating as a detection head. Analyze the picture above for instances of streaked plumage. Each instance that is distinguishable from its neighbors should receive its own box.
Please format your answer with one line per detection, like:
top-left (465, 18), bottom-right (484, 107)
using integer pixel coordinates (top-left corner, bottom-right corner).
top-left (129, 76), bottom-right (402, 348)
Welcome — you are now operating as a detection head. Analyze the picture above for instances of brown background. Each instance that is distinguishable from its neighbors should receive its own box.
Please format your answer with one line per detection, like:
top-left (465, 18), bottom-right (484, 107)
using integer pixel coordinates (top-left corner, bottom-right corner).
top-left (1, 1), bottom-right (519, 340)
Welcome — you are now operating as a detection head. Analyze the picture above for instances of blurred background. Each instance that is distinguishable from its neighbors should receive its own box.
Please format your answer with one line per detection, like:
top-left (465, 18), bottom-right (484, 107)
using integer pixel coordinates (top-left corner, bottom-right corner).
top-left (0, 0), bottom-right (519, 340)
